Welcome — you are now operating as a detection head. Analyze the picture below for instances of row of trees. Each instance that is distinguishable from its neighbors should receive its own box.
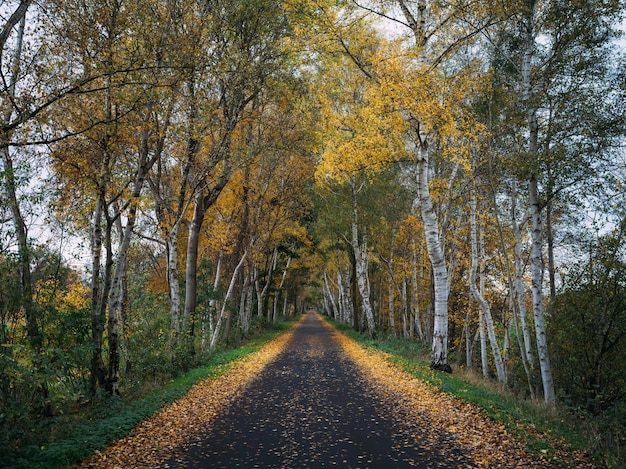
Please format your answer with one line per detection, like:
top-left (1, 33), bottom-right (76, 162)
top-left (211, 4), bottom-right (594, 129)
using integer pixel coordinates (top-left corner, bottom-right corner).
top-left (312, 0), bottom-right (625, 408)
top-left (1, 0), bottom-right (625, 452)
top-left (1, 0), bottom-right (319, 441)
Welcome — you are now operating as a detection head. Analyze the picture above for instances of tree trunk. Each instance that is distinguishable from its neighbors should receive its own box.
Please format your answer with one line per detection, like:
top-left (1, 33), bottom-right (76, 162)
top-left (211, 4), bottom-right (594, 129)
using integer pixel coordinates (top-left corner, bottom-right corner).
top-left (401, 277), bottom-right (409, 338)
top-left (416, 146), bottom-right (450, 372)
top-left (256, 248), bottom-right (277, 320)
top-left (239, 268), bottom-right (253, 338)
top-left (510, 184), bottom-right (534, 366)
top-left (411, 241), bottom-right (424, 341)
top-left (529, 176), bottom-right (555, 401)
top-left (386, 231), bottom-right (396, 335)
top-left (323, 271), bottom-right (337, 318)
top-left (182, 190), bottom-right (206, 346)
top-left (479, 311), bottom-right (488, 377)
top-left (275, 257), bottom-right (291, 322)
top-left (469, 188), bottom-right (506, 383)
top-left (523, 2), bottom-right (555, 401)
top-left (210, 251), bottom-right (247, 349)
top-left (167, 226), bottom-right (182, 345)
top-left (351, 181), bottom-right (377, 339)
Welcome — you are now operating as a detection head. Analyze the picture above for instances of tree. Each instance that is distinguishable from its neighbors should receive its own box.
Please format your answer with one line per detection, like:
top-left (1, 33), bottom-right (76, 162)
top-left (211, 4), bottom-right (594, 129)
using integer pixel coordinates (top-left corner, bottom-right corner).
top-left (551, 225), bottom-right (626, 412)
top-left (344, 0), bottom-right (493, 371)
top-left (486, 0), bottom-right (624, 402)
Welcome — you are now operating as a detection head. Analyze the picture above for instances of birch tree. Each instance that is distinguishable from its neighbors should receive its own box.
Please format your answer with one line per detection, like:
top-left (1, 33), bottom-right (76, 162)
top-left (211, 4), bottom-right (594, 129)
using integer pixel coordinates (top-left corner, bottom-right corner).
top-left (488, 0), bottom-right (624, 401)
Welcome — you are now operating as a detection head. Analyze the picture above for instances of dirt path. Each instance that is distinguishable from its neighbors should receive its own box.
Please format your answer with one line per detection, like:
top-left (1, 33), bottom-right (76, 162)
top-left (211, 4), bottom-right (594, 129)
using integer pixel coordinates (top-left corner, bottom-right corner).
top-left (83, 313), bottom-right (589, 468)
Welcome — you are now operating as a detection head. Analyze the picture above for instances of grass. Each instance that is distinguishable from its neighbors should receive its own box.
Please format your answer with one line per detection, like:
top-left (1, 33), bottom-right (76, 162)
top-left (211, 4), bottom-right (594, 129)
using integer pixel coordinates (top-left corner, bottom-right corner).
top-left (5, 318), bottom-right (298, 469)
top-left (325, 317), bottom-right (605, 468)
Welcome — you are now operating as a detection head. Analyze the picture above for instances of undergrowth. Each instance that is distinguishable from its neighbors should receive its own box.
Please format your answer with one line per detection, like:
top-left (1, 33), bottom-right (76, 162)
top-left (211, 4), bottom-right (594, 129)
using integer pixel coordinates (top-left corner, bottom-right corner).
top-left (326, 317), bottom-right (619, 469)
top-left (2, 318), bottom-right (297, 469)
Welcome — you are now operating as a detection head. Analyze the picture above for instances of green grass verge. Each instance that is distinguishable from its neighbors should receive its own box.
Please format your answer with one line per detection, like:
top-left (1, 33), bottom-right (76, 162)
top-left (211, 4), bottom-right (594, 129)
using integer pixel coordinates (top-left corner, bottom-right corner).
top-left (7, 318), bottom-right (297, 469)
top-left (325, 317), bottom-right (598, 468)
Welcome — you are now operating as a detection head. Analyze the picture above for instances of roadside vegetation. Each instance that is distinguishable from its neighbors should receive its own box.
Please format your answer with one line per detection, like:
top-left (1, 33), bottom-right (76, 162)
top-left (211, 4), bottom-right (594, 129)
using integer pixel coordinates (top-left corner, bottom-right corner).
top-left (2, 318), bottom-right (298, 469)
top-left (327, 318), bottom-right (623, 469)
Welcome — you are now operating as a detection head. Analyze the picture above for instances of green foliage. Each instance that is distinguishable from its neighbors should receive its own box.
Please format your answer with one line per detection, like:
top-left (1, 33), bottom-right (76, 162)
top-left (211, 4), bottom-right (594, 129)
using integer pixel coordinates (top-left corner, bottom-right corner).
top-left (548, 227), bottom-right (626, 466)
top-left (3, 317), bottom-right (298, 469)
top-left (551, 228), bottom-right (626, 412)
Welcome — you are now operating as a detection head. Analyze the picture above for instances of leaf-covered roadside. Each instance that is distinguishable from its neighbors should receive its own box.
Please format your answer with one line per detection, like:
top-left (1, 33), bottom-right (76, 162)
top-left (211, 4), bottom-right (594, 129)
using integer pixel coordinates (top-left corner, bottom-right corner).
top-left (4, 320), bottom-right (297, 469)
top-left (327, 319), bottom-right (597, 468)
top-left (78, 320), bottom-right (297, 468)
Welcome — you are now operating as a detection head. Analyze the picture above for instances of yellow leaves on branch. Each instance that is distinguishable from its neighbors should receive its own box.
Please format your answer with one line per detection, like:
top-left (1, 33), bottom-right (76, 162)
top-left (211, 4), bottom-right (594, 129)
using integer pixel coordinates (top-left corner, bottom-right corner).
top-left (315, 36), bottom-right (488, 185)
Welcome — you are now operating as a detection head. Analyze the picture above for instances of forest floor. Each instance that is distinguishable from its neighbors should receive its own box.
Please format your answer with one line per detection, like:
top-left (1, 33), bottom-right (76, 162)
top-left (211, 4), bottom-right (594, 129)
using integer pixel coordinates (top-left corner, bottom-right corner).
top-left (80, 313), bottom-right (595, 468)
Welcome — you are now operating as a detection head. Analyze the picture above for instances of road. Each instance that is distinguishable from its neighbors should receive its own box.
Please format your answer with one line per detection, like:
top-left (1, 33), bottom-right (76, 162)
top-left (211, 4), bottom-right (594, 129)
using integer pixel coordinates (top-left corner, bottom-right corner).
top-left (163, 313), bottom-right (473, 468)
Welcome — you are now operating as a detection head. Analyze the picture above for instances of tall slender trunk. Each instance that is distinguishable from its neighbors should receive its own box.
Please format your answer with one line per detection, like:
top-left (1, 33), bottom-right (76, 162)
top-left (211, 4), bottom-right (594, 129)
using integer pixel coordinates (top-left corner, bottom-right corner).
top-left (106, 129), bottom-right (157, 395)
top-left (89, 81), bottom-right (114, 395)
top-left (529, 176), bottom-right (555, 401)
top-left (401, 277), bottom-right (409, 338)
top-left (182, 190), bottom-right (205, 346)
top-left (274, 257), bottom-right (291, 322)
top-left (411, 240), bottom-right (424, 341)
top-left (386, 232), bottom-right (396, 335)
top-left (546, 197), bottom-right (556, 304)
top-left (523, 3), bottom-right (555, 401)
top-left (479, 311), bottom-right (488, 377)
top-left (239, 268), bottom-right (253, 338)
top-left (323, 271), bottom-right (337, 318)
top-left (416, 145), bottom-right (449, 371)
top-left (256, 248), bottom-right (277, 320)
top-left (167, 227), bottom-right (182, 344)
top-left (465, 310), bottom-right (472, 367)
top-left (203, 248), bottom-right (223, 349)
top-left (350, 181), bottom-right (376, 339)
top-left (469, 188), bottom-right (506, 383)
top-left (510, 185), bottom-right (534, 366)
top-left (210, 251), bottom-right (247, 349)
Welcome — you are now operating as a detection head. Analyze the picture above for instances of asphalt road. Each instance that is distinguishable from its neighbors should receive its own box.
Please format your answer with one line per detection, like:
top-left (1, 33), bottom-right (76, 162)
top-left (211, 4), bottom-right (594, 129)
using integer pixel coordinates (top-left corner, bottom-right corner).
top-left (162, 313), bottom-right (473, 468)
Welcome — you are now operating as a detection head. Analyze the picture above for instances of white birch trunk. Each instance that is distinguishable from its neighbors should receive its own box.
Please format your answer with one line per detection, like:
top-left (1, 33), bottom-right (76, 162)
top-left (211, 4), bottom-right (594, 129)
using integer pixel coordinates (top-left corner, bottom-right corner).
top-left (351, 181), bottom-right (377, 338)
top-left (411, 242), bottom-right (424, 341)
top-left (511, 185), bottom-right (534, 366)
top-left (274, 256), bottom-right (290, 322)
top-left (210, 251), bottom-right (247, 350)
top-left (203, 249), bottom-right (223, 349)
top-left (465, 310), bottom-right (472, 367)
top-left (523, 4), bottom-right (555, 401)
top-left (282, 294), bottom-right (288, 318)
top-left (257, 248), bottom-right (277, 320)
top-left (529, 177), bottom-right (555, 401)
top-left (469, 188), bottom-right (506, 383)
top-left (387, 235), bottom-right (396, 334)
top-left (401, 277), bottom-right (409, 338)
top-left (479, 311), bottom-right (488, 377)
top-left (417, 147), bottom-right (449, 371)
top-left (240, 270), bottom-right (254, 337)
top-left (323, 271), bottom-right (338, 319)
top-left (167, 225), bottom-right (182, 344)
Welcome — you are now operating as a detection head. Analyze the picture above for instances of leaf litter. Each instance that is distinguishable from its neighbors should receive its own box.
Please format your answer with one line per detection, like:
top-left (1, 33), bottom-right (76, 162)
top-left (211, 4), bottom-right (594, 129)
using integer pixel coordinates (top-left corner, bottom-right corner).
top-left (80, 314), bottom-right (596, 468)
